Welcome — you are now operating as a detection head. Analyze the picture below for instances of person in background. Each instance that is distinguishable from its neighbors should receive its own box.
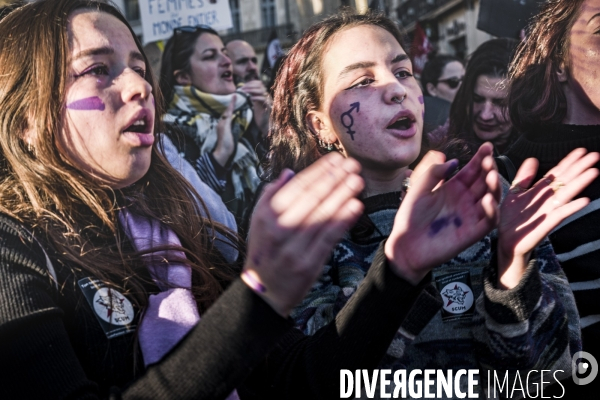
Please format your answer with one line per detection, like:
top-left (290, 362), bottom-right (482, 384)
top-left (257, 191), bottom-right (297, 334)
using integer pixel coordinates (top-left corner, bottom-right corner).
top-left (504, 0), bottom-right (600, 394)
top-left (420, 55), bottom-right (464, 143)
top-left (159, 26), bottom-right (268, 231)
top-left (421, 54), bottom-right (465, 103)
top-left (226, 39), bottom-right (260, 84)
top-left (266, 10), bottom-right (592, 396)
top-left (226, 39), bottom-right (271, 139)
top-left (447, 38), bottom-right (519, 158)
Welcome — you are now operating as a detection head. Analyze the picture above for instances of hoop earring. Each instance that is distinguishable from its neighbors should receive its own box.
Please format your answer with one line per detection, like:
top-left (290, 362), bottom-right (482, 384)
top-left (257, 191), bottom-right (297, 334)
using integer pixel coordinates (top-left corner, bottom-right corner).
top-left (318, 137), bottom-right (334, 152)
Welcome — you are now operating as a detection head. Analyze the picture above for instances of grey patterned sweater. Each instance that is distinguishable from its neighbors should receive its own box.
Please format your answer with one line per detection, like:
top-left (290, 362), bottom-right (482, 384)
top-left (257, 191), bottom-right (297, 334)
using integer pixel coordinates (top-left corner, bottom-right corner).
top-left (292, 186), bottom-right (581, 398)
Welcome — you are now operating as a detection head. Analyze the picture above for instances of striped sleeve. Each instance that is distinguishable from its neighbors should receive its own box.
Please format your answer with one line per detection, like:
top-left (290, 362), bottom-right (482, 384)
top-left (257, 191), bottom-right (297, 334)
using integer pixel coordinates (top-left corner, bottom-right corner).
top-left (550, 197), bottom-right (600, 331)
top-left (196, 152), bottom-right (228, 194)
top-left (473, 238), bottom-right (579, 393)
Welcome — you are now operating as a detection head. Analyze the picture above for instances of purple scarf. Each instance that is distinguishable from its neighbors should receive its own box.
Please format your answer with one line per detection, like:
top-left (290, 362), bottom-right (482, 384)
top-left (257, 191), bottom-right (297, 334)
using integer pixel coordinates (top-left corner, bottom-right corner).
top-left (119, 209), bottom-right (239, 399)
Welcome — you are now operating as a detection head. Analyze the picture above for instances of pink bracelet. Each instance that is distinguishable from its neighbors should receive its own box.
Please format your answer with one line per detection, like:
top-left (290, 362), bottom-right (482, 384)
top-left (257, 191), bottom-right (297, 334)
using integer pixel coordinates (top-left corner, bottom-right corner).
top-left (242, 270), bottom-right (267, 294)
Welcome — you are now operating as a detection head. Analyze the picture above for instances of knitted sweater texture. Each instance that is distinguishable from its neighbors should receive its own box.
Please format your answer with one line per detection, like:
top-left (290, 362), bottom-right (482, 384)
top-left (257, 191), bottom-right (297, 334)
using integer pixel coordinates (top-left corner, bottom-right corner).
top-left (292, 188), bottom-right (580, 397)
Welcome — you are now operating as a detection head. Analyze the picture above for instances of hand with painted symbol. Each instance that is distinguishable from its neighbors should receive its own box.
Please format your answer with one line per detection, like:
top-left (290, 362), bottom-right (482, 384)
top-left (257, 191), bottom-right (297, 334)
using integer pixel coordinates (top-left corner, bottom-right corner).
top-left (244, 152), bottom-right (365, 316)
top-left (496, 148), bottom-right (600, 289)
top-left (212, 94), bottom-right (237, 167)
top-left (385, 143), bottom-right (501, 285)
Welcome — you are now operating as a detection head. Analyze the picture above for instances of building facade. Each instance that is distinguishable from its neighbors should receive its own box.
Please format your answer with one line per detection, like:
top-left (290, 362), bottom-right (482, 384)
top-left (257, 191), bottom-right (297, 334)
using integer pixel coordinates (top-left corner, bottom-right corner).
top-left (393, 0), bottom-right (493, 60)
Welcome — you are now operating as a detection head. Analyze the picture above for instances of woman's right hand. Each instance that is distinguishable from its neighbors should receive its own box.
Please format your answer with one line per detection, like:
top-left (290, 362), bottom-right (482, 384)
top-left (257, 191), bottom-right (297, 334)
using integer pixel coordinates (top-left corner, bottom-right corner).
top-left (212, 95), bottom-right (237, 167)
top-left (385, 143), bottom-right (501, 285)
top-left (243, 153), bottom-right (365, 317)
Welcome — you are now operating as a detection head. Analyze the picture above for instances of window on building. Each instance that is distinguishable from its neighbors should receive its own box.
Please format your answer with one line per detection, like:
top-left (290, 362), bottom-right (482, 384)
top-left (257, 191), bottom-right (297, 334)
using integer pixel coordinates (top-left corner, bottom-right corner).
top-left (229, 0), bottom-right (241, 33)
top-left (124, 0), bottom-right (140, 22)
top-left (261, 0), bottom-right (277, 28)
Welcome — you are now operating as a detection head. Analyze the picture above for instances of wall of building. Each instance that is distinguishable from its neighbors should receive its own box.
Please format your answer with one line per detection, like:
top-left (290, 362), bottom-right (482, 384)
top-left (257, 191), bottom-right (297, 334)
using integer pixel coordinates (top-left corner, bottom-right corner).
top-left (398, 0), bottom-right (494, 61)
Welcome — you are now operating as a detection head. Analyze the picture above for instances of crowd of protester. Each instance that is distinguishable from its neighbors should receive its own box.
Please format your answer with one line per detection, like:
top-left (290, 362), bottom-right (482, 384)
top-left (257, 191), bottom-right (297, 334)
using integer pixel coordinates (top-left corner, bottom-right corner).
top-left (1, 0), bottom-right (600, 398)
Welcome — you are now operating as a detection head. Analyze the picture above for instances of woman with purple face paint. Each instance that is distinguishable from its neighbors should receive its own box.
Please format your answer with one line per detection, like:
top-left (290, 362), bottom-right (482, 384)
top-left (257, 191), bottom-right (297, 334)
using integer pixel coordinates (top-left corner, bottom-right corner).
top-left (0, 2), bottom-right (517, 399)
top-left (265, 11), bottom-right (593, 396)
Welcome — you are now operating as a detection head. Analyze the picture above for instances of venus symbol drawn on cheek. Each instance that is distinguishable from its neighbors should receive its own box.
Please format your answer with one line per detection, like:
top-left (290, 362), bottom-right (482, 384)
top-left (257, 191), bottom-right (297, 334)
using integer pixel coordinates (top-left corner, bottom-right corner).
top-left (66, 96), bottom-right (105, 111)
top-left (340, 102), bottom-right (360, 140)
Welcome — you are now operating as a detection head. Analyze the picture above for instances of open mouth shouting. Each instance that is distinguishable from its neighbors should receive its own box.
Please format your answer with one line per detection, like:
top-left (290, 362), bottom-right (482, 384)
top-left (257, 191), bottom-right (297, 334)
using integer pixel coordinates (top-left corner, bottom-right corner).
top-left (386, 110), bottom-right (417, 138)
top-left (221, 70), bottom-right (233, 81)
top-left (122, 110), bottom-right (154, 146)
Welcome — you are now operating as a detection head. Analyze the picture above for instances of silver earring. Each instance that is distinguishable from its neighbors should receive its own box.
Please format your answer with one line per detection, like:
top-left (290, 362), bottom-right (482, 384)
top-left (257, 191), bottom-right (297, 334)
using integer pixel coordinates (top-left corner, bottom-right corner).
top-left (392, 95), bottom-right (406, 105)
top-left (326, 141), bottom-right (332, 151)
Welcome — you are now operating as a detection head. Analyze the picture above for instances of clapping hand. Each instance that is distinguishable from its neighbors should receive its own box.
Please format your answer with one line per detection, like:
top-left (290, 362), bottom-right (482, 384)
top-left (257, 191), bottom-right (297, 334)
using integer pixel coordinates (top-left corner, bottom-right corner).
top-left (212, 95), bottom-right (237, 167)
top-left (244, 153), bottom-right (364, 316)
top-left (385, 143), bottom-right (501, 285)
top-left (497, 148), bottom-right (599, 288)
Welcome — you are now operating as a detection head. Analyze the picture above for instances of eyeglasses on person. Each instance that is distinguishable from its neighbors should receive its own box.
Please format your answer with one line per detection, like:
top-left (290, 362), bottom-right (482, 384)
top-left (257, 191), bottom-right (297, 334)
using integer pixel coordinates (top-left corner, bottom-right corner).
top-left (436, 77), bottom-right (463, 89)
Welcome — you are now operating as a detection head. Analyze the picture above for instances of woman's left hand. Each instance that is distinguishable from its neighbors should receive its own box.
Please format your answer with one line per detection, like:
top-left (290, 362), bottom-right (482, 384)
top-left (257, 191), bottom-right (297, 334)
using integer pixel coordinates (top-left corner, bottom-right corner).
top-left (497, 148), bottom-right (599, 289)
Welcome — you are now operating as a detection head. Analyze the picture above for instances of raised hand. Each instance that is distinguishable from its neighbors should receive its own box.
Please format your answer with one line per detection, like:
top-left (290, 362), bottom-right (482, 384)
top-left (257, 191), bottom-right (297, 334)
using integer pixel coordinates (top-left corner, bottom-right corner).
top-left (239, 80), bottom-right (271, 137)
top-left (212, 94), bottom-right (237, 167)
top-left (243, 152), bottom-right (365, 316)
top-left (385, 143), bottom-right (501, 285)
top-left (497, 148), bottom-right (599, 288)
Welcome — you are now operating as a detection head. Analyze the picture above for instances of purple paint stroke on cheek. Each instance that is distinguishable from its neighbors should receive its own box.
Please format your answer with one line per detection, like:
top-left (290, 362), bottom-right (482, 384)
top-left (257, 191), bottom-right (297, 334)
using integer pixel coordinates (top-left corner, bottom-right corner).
top-left (418, 95), bottom-right (424, 105)
top-left (66, 96), bottom-right (105, 111)
top-left (340, 102), bottom-right (360, 140)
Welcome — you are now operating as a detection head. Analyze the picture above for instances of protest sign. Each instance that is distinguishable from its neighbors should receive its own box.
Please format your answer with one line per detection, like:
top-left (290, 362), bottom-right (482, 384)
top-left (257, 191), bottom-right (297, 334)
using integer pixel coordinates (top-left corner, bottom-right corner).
top-left (139, 0), bottom-right (233, 44)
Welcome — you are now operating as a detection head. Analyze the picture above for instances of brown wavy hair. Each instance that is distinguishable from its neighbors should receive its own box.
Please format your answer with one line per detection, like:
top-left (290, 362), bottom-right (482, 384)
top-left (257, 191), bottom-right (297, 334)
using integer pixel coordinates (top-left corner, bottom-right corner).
top-left (446, 38), bottom-right (519, 158)
top-left (0, 0), bottom-right (240, 312)
top-left (508, 0), bottom-right (584, 132)
top-left (266, 10), bottom-right (408, 180)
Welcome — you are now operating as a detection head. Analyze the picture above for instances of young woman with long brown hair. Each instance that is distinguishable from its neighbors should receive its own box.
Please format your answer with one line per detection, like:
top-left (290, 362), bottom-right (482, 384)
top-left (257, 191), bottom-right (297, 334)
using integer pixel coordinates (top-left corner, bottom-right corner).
top-left (0, 1), bottom-right (512, 399)
top-left (447, 38), bottom-right (520, 157)
top-left (267, 10), bottom-right (595, 395)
